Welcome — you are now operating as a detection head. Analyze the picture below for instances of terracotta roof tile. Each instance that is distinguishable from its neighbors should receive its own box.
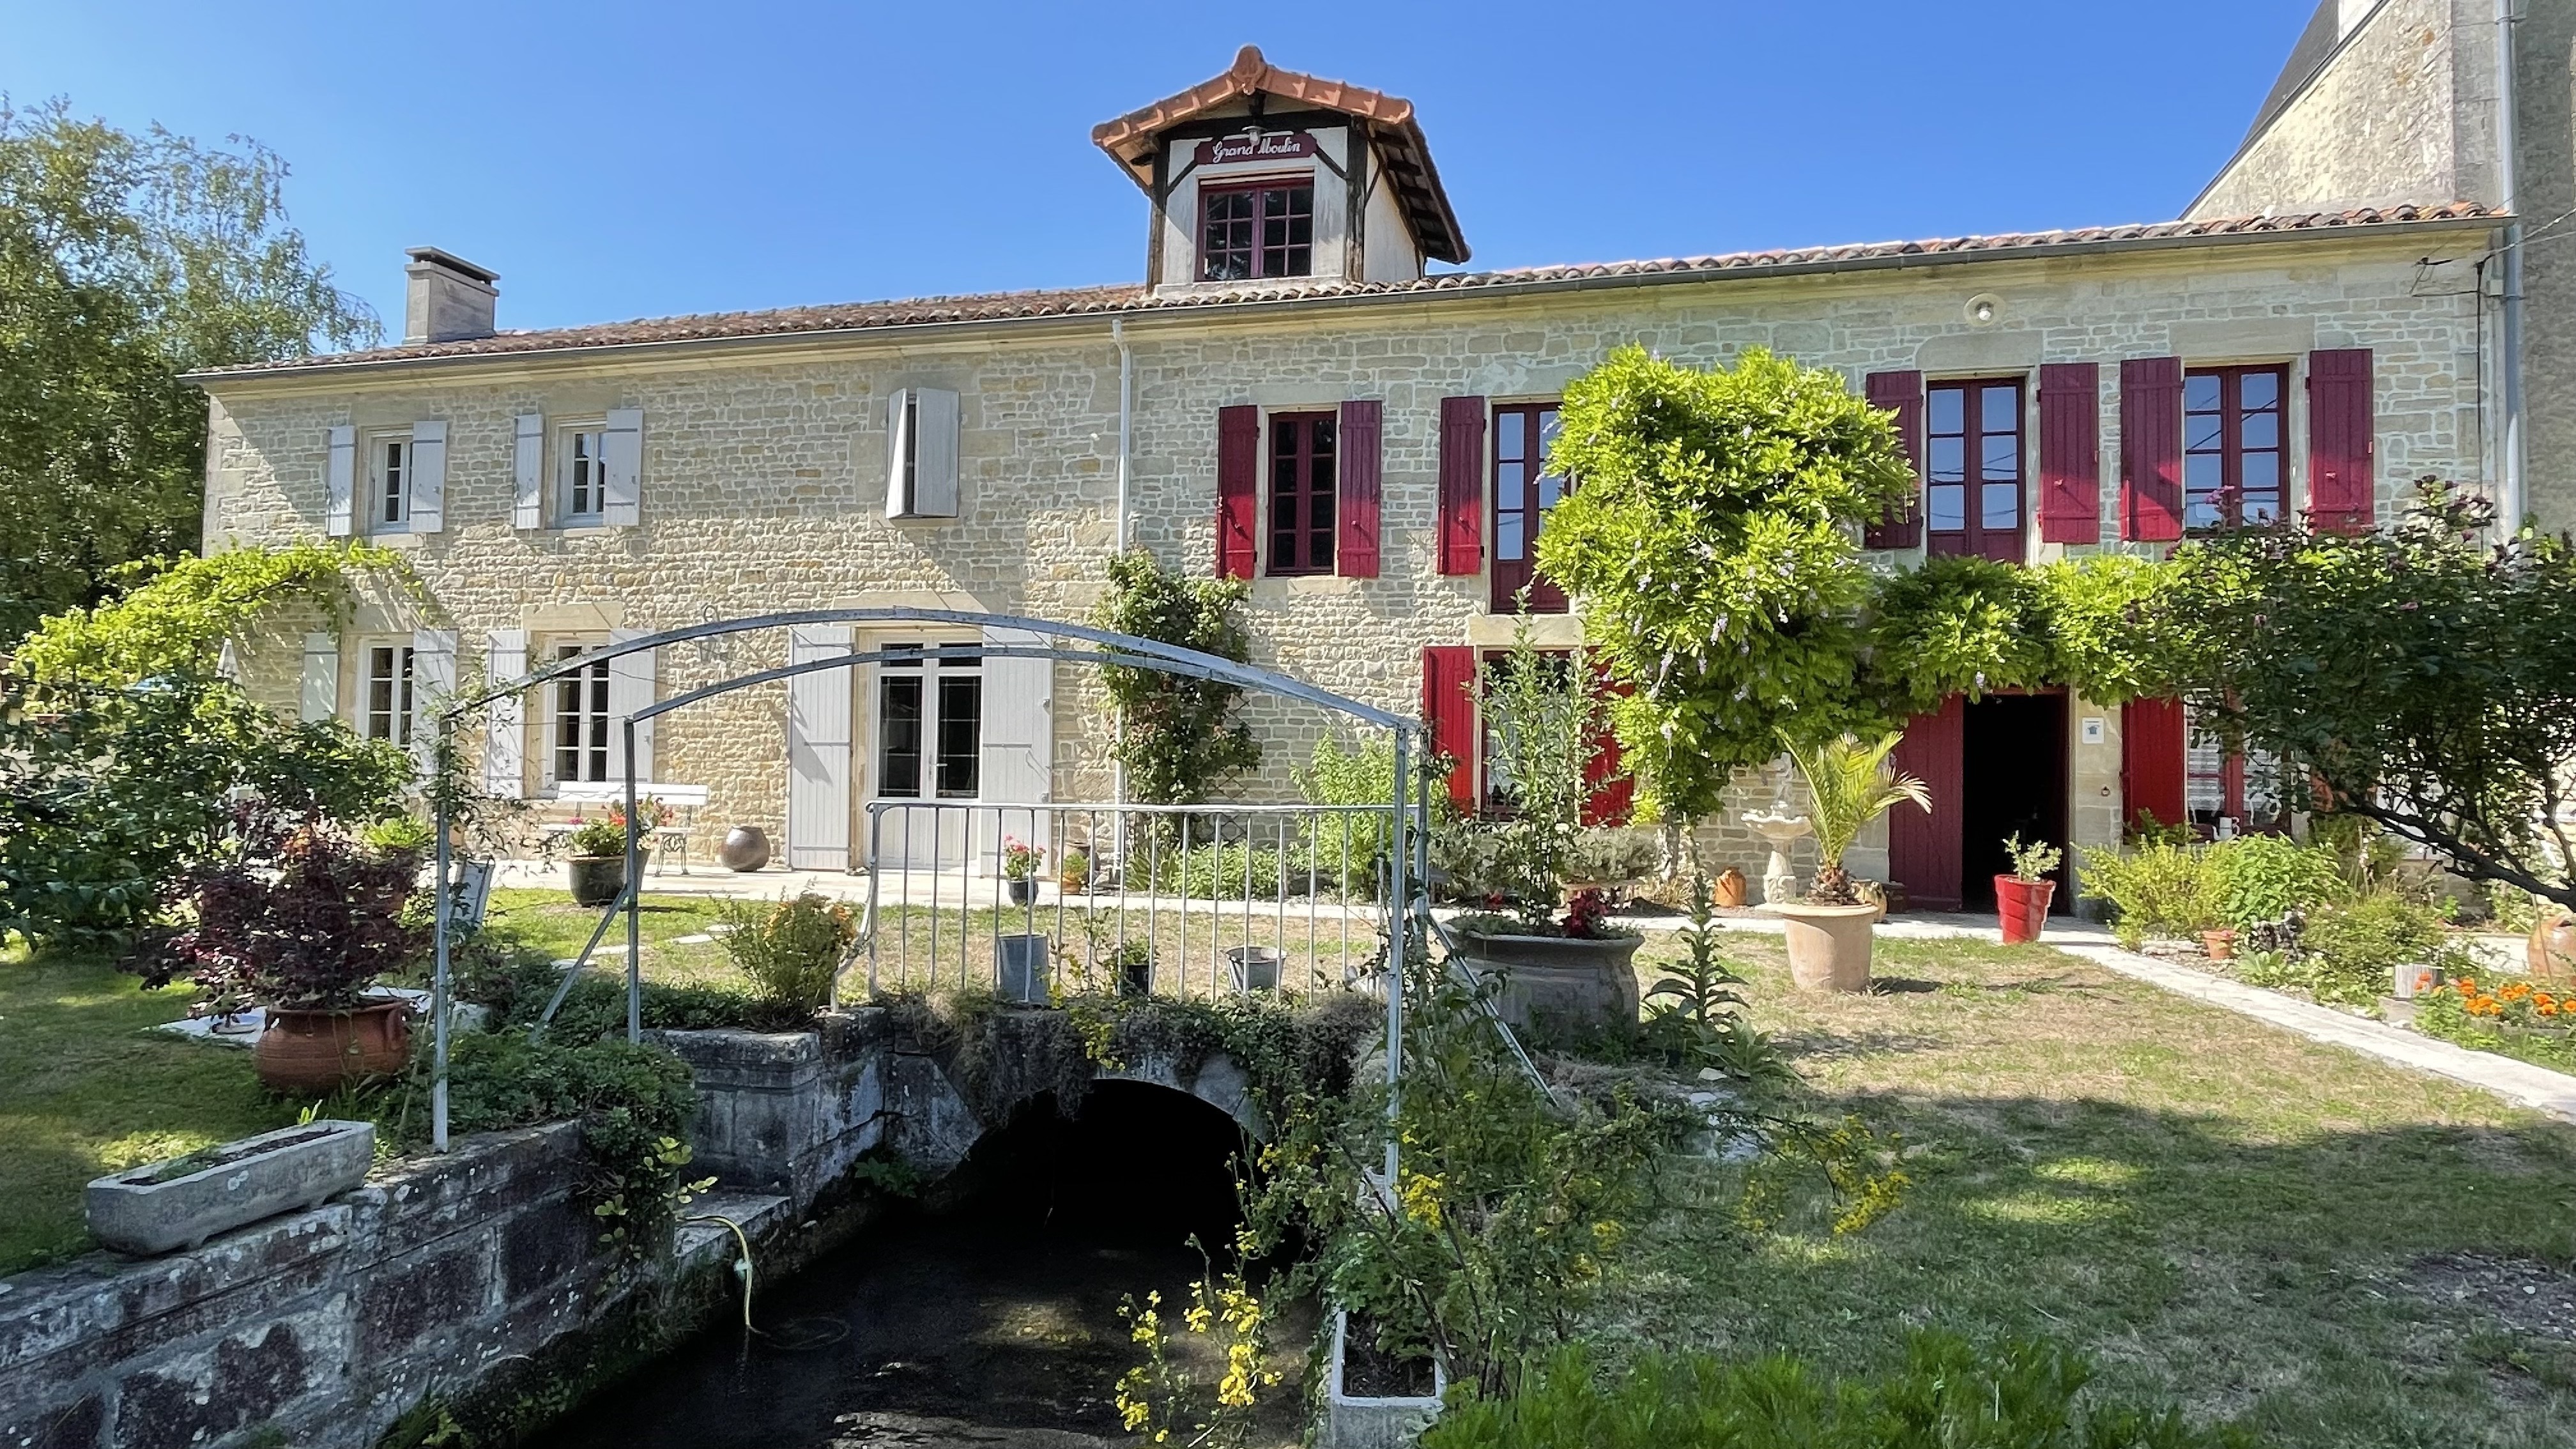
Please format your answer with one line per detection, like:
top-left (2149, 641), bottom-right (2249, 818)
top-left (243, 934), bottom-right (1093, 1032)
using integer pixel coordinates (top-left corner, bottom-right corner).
top-left (195, 203), bottom-right (2496, 379)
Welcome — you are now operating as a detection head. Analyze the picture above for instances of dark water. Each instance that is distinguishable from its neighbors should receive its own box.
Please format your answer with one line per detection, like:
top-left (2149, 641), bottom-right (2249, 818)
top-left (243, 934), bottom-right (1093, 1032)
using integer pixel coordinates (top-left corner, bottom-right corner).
top-left (526, 1082), bottom-right (1306, 1449)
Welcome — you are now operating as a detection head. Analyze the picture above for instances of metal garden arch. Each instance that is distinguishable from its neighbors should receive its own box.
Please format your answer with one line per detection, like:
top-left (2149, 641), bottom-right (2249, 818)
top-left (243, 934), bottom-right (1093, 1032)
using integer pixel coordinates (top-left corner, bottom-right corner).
top-left (427, 609), bottom-right (1429, 1183)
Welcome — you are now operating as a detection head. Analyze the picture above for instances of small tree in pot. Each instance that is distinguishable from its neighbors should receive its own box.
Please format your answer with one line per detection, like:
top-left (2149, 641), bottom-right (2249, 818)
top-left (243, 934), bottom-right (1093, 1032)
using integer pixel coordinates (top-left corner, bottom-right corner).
top-left (1767, 732), bottom-right (1929, 991)
top-left (1445, 620), bottom-right (1641, 1037)
top-left (131, 813), bottom-right (429, 1092)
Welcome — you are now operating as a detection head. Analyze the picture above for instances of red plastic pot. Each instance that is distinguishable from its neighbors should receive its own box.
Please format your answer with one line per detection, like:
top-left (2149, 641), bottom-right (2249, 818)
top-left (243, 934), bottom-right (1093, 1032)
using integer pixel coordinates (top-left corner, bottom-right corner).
top-left (1995, 875), bottom-right (2055, 945)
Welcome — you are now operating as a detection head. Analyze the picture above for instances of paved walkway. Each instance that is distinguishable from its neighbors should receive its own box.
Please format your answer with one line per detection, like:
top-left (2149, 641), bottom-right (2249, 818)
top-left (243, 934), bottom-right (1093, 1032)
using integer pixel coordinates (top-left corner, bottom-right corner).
top-left (1629, 905), bottom-right (2576, 1126)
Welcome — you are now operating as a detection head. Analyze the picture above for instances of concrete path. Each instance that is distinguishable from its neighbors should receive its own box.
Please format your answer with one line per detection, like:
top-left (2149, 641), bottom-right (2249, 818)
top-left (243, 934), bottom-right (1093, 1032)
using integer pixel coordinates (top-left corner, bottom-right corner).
top-left (1616, 905), bottom-right (2576, 1126)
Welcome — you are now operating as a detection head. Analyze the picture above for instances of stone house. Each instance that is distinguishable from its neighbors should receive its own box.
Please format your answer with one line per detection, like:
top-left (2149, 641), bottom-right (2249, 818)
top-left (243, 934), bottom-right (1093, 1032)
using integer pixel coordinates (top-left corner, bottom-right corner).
top-left (194, 43), bottom-right (2512, 910)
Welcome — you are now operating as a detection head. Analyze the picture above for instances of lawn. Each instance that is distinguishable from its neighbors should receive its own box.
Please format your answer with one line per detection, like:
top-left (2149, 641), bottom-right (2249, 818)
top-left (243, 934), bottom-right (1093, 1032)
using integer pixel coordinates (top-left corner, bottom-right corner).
top-left (1607, 931), bottom-right (2576, 1449)
top-left (0, 948), bottom-right (298, 1275)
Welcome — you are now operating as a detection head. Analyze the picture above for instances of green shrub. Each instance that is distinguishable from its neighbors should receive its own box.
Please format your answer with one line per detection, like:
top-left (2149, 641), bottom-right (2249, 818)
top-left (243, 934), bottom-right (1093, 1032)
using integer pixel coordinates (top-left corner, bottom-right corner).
top-left (1422, 1334), bottom-right (2253, 1449)
top-left (1152, 841), bottom-right (1285, 901)
top-left (2078, 839), bottom-right (2232, 949)
top-left (2218, 835), bottom-right (2345, 930)
top-left (2297, 893), bottom-right (2464, 1008)
top-left (716, 891), bottom-right (857, 1020)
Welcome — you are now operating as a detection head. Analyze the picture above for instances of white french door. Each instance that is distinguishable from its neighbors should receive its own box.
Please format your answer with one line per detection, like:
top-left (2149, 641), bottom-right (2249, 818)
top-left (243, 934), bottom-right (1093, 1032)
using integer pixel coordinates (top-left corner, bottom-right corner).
top-left (868, 642), bottom-right (981, 868)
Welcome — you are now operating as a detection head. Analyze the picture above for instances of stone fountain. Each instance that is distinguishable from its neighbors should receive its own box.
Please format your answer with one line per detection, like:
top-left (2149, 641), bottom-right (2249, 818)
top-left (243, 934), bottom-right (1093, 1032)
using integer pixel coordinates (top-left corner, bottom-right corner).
top-left (1741, 809), bottom-right (1813, 905)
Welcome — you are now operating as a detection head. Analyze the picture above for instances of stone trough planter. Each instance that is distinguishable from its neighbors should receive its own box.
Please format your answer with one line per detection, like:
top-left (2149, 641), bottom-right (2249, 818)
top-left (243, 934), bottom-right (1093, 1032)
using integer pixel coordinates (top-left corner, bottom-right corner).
top-left (85, 1119), bottom-right (374, 1255)
top-left (1321, 1309), bottom-right (1446, 1449)
top-left (1450, 930), bottom-right (1643, 1036)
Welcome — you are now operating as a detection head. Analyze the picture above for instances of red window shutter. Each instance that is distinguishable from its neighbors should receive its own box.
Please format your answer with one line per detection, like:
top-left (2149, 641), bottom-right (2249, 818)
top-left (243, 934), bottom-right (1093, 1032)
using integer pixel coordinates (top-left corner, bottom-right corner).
top-left (2120, 698), bottom-right (2188, 834)
top-left (1421, 646), bottom-right (1478, 809)
top-left (2119, 358), bottom-right (2184, 542)
top-left (1581, 665), bottom-right (1634, 827)
top-left (2305, 348), bottom-right (2374, 533)
top-left (2037, 362), bottom-right (2102, 545)
top-left (1886, 697), bottom-right (1964, 911)
top-left (1337, 399), bottom-right (1382, 578)
top-left (1436, 396), bottom-right (1486, 576)
top-left (1863, 371), bottom-right (1924, 549)
top-left (1216, 404), bottom-right (1259, 579)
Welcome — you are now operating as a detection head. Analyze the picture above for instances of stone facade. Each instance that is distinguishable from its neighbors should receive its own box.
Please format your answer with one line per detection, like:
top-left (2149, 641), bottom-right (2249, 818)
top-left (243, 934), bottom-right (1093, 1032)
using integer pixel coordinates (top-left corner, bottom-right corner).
top-left (201, 220), bottom-right (2493, 893)
top-left (2192, 0), bottom-right (2576, 532)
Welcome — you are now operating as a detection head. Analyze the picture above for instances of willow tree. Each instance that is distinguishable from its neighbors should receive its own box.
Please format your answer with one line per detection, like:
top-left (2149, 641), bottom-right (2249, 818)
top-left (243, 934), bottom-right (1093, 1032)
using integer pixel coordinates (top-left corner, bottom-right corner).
top-left (1536, 346), bottom-right (1915, 829)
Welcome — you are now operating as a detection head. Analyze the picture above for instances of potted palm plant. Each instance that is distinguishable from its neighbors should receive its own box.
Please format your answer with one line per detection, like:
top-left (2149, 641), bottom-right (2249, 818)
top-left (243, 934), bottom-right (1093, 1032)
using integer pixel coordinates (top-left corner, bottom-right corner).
top-left (1445, 623), bottom-right (1642, 1036)
top-left (1763, 732), bottom-right (1931, 992)
top-left (1995, 832), bottom-right (2063, 944)
top-left (132, 822), bottom-right (429, 1092)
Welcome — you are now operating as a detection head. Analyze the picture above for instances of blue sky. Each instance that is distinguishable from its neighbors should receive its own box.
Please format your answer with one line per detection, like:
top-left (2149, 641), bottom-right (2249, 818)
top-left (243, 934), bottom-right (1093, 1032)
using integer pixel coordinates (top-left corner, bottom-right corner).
top-left (4, 1), bottom-right (2315, 338)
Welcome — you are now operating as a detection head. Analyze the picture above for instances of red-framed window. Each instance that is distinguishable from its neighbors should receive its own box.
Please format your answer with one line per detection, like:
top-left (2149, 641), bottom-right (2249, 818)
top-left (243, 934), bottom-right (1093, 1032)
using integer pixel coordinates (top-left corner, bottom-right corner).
top-left (2184, 705), bottom-right (2289, 836)
top-left (1199, 180), bottom-right (1314, 282)
top-left (2184, 365), bottom-right (2287, 528)
top-left (1926, 378), bottom-right (2025, 562)
top-left (1267, 411), bottom-right (1337, 576)
top-left (1489, 402), bottom-right (1570, 613)
top-left (1473, 648), bottom-right (1630, 824)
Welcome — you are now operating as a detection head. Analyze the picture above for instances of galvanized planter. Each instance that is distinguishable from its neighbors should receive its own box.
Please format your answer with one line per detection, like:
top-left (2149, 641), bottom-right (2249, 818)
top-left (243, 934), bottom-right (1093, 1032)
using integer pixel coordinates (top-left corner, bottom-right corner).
top-left (86, 1119), bottom-right (375, 1255)
top-left (1321, 1309), bottom-right (1445, 1449)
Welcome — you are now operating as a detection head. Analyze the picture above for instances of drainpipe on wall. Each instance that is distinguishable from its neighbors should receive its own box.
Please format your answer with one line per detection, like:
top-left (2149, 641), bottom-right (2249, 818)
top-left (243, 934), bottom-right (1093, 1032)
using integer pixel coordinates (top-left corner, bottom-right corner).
top-left (2496, 0), bottom-right (2527, 530)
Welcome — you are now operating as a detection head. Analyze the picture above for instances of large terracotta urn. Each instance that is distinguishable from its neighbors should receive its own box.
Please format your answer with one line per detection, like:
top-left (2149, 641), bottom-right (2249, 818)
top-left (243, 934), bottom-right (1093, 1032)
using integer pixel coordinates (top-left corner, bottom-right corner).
top-left (1761, 901), bottom-right (1878, 992)
top-left (2531, 908), bottom-right (2576, 984)
top-left (255, 1000), bottom-right (411, 1094)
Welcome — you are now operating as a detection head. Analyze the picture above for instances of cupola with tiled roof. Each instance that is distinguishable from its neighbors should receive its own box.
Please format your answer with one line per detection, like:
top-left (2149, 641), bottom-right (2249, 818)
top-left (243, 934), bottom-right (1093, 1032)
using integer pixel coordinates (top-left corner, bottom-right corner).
top-left (1092, 45), bottom-right (1468, 293)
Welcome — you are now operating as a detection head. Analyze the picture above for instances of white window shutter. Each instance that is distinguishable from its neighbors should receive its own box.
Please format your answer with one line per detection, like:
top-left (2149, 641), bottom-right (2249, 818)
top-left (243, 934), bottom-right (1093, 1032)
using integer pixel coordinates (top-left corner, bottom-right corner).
top-left (512, 414), bottom-right (545, 529)
top-left (325, 426), bottom-right (356, 537)
top-left (410, 629), bottom-right (459, 781)
top-left (406, 420), bottom-right (447, 533)
top-left (884, 389), bottom-right (916, 519)
top-left (605, 627), bottom-right (656, 784)
top-left (975, 625), bottom-right (1053, 873)
top-left (602, 408), bottom-right (643, 527)
top-left (483, 628), bottom-right (528, 798)
top-left (300, 632), bottom-right (339, 723)
top-left (914, 388), bottom-right (960, 517)
top-left (785, 624), bottom-right (854, 870)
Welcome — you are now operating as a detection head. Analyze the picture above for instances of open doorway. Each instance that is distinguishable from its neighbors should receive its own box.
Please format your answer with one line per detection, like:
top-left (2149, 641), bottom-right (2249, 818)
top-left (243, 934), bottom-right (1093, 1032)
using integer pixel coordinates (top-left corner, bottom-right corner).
top-left (1959, 693), bottom-right (2069, 912)
top-left (1889, 692), bottom-right (2070, 914)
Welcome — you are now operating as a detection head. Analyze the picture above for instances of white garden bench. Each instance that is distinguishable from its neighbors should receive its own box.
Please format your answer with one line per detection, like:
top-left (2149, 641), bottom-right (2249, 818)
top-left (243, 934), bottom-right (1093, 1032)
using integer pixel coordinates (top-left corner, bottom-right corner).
top-left (542, 783), bottom-right (711, 872)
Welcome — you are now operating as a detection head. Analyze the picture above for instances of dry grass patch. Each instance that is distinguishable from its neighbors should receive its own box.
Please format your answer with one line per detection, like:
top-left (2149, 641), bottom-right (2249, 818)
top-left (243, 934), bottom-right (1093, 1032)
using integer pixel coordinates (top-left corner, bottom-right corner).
top-left (1606, 931), bottom-right (2576, 1448)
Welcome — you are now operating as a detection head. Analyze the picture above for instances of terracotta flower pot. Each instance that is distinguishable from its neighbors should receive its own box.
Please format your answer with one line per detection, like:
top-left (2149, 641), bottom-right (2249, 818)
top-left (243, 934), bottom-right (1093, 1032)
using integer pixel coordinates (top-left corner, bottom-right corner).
top-left (2529, 909), bottom-right (2576, 984)
top-left (1762, 901), bottom-right (1879, 992)
top-left (2202, 928), bottom-right (2237, 962)
top-left (1995, 875), bottom-right (2055, 945)
top-left (254, 1000), bottom-right (411, 1094)
top-left (1713, 868), bottom-right (1748, 910)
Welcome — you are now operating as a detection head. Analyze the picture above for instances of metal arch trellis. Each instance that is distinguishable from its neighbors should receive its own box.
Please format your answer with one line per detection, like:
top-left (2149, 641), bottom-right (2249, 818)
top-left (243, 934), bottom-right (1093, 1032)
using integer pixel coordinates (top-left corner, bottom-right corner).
top-left (425, 608), bottom-right (1429, 1189)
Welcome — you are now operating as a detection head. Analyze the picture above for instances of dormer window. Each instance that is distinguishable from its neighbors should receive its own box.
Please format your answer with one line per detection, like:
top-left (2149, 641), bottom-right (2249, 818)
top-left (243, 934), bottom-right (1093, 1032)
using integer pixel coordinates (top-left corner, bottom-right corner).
top-left (1200, 181), bottom-right (1314, 281)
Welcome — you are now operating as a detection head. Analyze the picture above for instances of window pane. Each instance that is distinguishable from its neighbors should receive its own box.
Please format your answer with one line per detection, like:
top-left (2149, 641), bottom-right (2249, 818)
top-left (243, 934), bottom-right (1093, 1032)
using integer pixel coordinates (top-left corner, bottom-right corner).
top-left (1496, 510), bottom-right (1526, 560)
top-left (1928, 484), bottom-right (1966, 531)
top-left (935, 675), bottom-right (981, 798)
top-left (878, 676), bottom-right (922, 797)
top-left (1980, 385), bottom-right (2017, 434)
top-left (1537, 408), bottom-right (1561, 452)
top-left (2184, 374), bottom-right (2221, 410)
top-left (2186, 413), bottom-right (2225, 452)
top-left (2240, 371), bottom-right (2279, 408)
top-left (1496, 458), bottom-right (1524, 502)
top-left (1496, 410), bottom-right (1526, 464)
top-left (2186, 452), bottom-right (2222, 493)
top-left (1928, 435), bottom-right (1965, 484)
top-left (1981, 434), bottom-right (2018, 481)
top-left (1537, 473), bottom-right (1565, 511)
top-left (2240, 452), bottom-right (2280, 498)
top-left (1928, 387), bottom-right (1963, 434)
top-left (2185, 494), bottom-right (2224, 530)
top-left (1981, 482), bottom-right (2020, 531)
top-left (2240, 410), bottom-right (2279, 449)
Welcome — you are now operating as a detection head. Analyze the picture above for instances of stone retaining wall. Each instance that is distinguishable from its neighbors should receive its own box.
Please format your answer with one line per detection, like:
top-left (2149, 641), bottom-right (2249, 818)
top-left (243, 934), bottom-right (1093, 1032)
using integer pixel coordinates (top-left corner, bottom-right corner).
top-left (0, 1123), bottom-right (779, 1449)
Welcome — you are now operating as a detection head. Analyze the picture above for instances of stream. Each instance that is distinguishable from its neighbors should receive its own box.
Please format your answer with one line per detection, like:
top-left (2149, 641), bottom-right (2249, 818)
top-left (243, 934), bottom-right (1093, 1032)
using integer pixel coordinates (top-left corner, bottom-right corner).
top-left (523, 1081), bottom-right (1310, 1449)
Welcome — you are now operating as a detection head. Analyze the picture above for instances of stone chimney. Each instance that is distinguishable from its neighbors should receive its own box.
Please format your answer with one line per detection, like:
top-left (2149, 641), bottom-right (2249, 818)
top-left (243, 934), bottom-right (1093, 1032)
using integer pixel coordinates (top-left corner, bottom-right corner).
top-left (402, 248), bottom-right (499, 344)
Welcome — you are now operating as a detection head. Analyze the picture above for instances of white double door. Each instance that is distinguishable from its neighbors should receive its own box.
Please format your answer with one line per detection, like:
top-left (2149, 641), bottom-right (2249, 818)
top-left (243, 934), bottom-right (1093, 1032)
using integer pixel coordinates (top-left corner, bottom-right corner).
top-left (782, 624), bottom-right (1051, 873)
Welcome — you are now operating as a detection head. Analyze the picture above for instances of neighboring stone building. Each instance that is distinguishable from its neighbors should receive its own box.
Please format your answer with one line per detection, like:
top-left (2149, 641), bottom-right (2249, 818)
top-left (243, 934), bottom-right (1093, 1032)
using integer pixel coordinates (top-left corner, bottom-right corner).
top-left (2191, 0), bottom-right (2573, 532)
top-left (195, 46), bottom-right (2504, 910)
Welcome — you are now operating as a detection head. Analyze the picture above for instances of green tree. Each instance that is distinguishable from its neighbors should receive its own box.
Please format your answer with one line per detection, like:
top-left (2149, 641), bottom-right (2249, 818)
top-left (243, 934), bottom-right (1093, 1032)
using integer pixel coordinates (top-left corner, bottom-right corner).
top-left (1090, 548), bottom-right (1262, 804)
top-left (1537, 346), bottom-right (1915, 824)
top-left (0, 99), bottom-right (376, 643)
top-left (2164, 482), bottom-right (2576, 909)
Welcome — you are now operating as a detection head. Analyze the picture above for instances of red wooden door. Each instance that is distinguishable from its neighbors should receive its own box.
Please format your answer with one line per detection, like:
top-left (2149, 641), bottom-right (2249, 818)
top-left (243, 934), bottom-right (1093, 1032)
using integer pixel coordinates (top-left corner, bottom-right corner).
top-left (1887, 696), bottom-right (1966, 911)
top-left (2121, 698), bottom-right (2188, 834)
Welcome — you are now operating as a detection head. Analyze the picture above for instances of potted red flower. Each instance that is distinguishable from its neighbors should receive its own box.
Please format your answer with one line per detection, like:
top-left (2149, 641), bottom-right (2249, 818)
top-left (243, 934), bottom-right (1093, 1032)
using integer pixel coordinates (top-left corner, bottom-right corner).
top-left (132, 820), bottom-right (429, 1094)
top-left (1994, 832), bottom-right (2062, 945)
